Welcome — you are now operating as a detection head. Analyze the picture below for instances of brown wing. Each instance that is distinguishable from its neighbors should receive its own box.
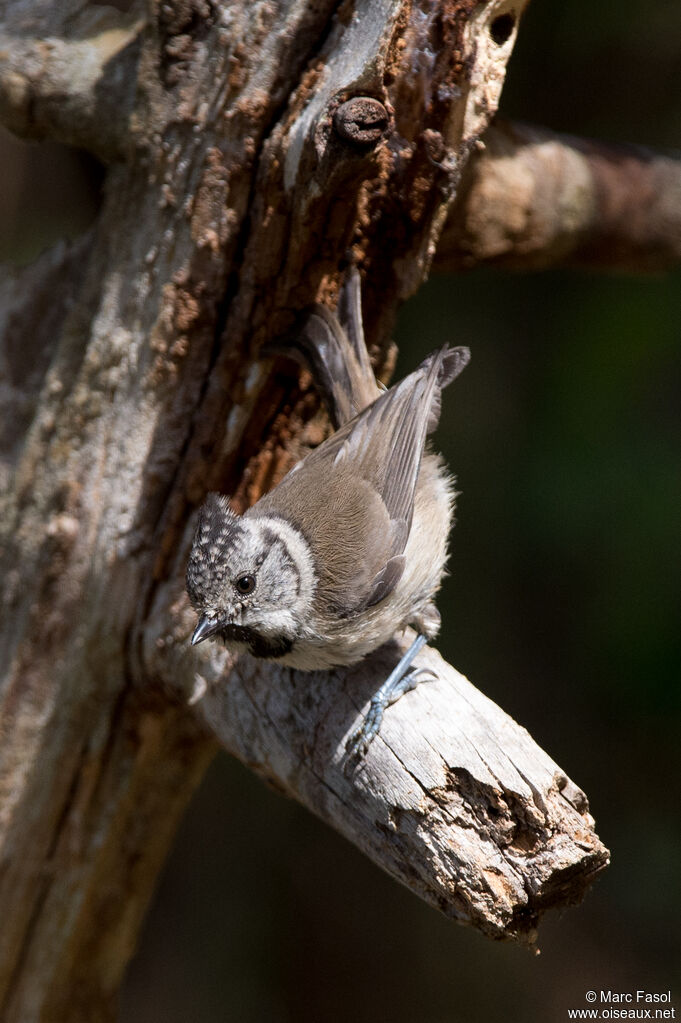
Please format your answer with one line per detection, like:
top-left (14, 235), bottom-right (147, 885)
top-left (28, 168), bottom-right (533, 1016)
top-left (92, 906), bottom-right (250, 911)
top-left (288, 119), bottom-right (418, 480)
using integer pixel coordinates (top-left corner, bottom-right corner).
top-left (268, 344), bottom-right (469, 612)
top-left (303, 345), bottom-right (468, 537)
top-left (250, 464), bottom-right (399, 617)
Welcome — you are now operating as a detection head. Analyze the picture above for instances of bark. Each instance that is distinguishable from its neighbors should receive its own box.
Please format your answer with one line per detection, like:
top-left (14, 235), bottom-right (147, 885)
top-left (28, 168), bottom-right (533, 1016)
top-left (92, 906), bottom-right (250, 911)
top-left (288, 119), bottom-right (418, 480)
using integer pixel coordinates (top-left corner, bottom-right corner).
top-left (0, 2), bottom-right (143, 162)
top-left (0, 2), bottom-right (611, 1020)
top-left (437, 120), bottom-right (681, 272)
top-left (150, 625), bottom-right (607, 941)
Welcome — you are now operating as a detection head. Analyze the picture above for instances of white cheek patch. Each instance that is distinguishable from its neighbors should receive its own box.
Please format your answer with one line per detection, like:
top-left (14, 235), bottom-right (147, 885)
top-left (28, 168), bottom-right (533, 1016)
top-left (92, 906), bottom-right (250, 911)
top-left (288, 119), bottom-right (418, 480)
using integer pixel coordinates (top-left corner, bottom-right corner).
top-left (260, 608), bottom-right (300, 635)
top-left (244, 515), bottom-right (317, 611)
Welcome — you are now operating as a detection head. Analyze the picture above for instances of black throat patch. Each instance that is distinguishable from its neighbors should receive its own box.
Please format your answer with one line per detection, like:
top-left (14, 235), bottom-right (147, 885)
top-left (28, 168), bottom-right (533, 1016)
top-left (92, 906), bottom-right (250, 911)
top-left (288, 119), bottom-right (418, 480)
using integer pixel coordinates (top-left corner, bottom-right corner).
top-left (219, 624), bottom-right (294, 660)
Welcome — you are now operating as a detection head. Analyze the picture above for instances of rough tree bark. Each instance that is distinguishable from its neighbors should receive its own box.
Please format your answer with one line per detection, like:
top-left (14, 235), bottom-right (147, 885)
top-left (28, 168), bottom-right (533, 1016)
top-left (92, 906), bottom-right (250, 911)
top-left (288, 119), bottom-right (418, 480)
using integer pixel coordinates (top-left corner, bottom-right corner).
top-left (5, 0), bottom-right (677, 1018)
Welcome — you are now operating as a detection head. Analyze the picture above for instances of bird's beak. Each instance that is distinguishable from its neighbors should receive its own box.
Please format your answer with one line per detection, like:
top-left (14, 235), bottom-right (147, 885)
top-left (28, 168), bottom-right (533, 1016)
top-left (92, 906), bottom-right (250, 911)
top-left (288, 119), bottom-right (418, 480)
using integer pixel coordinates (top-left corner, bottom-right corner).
top-left (191, 614), bottom-right (222, 646)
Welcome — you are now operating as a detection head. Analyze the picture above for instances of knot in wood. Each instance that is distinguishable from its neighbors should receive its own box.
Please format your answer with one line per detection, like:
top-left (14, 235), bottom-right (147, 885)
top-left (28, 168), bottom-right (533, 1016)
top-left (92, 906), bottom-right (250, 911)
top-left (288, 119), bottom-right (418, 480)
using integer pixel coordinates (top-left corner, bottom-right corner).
top-left (333, 97), bottom-right (390, 147)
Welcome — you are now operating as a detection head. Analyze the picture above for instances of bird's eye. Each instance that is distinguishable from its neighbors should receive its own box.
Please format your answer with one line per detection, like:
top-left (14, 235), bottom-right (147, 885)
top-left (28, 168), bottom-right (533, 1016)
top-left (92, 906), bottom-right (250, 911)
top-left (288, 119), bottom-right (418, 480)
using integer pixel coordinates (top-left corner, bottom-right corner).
top-left (235, 574), bottom-right (256, 595)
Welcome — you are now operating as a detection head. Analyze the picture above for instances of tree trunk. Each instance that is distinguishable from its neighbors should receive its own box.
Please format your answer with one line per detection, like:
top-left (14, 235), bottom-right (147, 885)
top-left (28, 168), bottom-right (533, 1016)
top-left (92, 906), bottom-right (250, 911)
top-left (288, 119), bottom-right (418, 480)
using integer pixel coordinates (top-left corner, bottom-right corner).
top-left (0, 1), bottom-right (639, 1018)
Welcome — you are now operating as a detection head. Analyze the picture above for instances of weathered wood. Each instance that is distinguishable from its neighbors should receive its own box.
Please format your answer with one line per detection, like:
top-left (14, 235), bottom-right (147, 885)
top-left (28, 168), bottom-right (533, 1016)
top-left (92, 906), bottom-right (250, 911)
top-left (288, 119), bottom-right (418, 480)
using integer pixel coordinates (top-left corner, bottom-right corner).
top-left (0, 2), bottom-right (144, 162)
top-left (0, 1), bottom-right (613, 1019)
top-left (437, 120), bottom-right (681, 272)
top-left (146, 611), bottom-right (609, 941)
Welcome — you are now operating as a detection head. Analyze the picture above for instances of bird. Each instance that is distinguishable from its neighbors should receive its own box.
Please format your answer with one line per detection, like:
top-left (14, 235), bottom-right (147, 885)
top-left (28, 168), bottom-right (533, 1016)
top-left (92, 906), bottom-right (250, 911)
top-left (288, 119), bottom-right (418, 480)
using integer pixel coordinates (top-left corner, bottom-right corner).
top-left (186, 270), bottom-right (469, 756)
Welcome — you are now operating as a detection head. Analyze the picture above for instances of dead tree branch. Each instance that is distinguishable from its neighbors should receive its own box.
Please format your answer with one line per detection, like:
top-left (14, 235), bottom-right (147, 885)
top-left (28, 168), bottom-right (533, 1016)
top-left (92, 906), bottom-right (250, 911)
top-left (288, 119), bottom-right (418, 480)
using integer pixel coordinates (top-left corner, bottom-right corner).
top-left (146, 606), bottom-right (608, 941)
top-left (437, 120), bottom-right (681, 272)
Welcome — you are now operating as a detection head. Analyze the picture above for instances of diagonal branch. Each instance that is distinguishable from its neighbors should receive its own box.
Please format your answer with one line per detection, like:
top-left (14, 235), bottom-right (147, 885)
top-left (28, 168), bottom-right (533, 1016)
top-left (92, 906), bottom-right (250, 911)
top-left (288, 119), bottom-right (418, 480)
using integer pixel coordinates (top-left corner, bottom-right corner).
top-left (145, 569), bottom-right (609, 942)
top-left (437, 120), bottom-right (681, 273)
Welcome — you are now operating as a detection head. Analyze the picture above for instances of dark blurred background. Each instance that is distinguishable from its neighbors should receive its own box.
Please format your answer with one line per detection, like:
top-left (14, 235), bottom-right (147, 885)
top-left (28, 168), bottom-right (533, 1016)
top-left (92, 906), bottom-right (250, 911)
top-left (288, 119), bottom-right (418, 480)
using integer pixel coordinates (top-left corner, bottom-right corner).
top-left (2, 1), bottom-right (679, 1020)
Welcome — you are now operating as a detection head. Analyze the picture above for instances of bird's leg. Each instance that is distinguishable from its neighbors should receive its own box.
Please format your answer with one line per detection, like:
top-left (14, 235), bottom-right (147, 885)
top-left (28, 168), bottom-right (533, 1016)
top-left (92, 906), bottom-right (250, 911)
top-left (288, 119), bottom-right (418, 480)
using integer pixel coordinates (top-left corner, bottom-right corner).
top-left (345, 633), bottom-right (436, 761)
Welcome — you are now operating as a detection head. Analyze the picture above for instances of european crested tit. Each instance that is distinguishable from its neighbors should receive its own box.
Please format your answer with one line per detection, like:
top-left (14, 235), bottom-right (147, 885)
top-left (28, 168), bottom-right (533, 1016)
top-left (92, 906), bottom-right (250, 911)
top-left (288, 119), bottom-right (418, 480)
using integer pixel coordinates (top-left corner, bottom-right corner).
top-left (186, 271), bottom-right (469, 756)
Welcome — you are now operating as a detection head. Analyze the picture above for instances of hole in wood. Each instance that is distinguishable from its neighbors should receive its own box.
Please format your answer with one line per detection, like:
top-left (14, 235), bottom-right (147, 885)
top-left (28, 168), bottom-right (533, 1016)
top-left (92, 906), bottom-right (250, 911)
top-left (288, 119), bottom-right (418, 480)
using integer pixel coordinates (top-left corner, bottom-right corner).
top-left (490, 13), bottom-right (515, 46)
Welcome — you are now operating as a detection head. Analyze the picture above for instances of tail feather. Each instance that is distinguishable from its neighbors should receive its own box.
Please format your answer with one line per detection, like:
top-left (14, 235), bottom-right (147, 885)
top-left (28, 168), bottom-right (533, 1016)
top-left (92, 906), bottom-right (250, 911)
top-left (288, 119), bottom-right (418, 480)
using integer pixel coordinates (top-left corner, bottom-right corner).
top-left (265, 271), bottom-right (381, 428)
top-left (425, 345), bottom-right (471, 433)
top-left (265, 272), bottom-right (470, 433)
